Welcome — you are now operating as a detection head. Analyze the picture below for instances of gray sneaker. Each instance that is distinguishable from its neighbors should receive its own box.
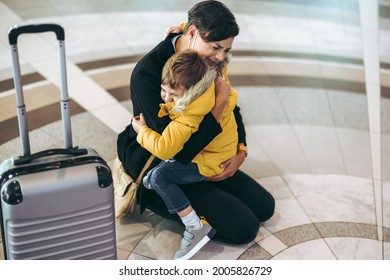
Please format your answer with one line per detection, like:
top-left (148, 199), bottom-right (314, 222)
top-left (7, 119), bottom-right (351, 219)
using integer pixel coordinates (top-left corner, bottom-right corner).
top-left (175, 217), bottom-right (216, 260)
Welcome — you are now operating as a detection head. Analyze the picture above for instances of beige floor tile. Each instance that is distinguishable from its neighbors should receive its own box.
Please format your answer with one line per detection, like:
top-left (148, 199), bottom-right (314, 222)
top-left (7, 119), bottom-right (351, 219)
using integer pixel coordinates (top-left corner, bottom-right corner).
top-left (272, 239), bottom-right (336, 260)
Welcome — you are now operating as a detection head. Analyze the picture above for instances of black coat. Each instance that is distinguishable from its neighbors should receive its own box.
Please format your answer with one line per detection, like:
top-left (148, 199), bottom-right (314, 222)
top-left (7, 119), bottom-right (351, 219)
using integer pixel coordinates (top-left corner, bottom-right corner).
top-left (117, 33), bottom-right (246, 212)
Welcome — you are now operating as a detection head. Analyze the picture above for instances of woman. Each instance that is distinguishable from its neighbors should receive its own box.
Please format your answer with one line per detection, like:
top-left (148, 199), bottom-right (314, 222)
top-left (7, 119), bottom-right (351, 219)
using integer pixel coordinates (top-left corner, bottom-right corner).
top-left (116, 0), bottom-right (275, 246)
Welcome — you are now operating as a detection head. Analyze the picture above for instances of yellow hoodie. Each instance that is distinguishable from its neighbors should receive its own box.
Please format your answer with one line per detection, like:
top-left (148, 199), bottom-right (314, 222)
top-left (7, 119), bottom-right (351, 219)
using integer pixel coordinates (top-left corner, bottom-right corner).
top-left (137, 68), bottom-right (238, 177)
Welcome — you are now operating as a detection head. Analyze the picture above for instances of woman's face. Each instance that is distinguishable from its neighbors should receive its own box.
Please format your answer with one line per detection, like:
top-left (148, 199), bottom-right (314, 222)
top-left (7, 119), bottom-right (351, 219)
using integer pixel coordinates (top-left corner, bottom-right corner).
top-left (192, 33), bottom-right (234, 70)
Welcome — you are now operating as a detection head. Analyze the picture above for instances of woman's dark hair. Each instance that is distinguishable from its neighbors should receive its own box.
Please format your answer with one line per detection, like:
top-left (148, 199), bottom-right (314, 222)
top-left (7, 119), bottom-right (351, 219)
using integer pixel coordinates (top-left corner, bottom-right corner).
top-left (184, 0), bottom-right (239, 42)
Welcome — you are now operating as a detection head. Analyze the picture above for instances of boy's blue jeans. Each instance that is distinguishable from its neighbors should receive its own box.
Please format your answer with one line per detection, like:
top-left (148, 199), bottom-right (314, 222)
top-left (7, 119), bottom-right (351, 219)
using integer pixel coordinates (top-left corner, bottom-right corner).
top-left (143, 159), bottom-right (206, 214)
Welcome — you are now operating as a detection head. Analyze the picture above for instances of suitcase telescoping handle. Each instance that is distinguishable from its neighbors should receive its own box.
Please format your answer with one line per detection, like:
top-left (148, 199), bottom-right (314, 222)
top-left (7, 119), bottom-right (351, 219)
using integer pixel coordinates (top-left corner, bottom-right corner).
top-left (8, 24), bottom-right (65, 44)
top-left (8, 23), bottom-right (72, 156)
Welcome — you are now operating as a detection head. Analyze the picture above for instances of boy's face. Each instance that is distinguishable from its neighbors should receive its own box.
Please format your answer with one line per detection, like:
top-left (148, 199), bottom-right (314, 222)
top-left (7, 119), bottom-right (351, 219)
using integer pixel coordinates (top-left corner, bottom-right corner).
top-left (160, 83), bottom-right (184, 103)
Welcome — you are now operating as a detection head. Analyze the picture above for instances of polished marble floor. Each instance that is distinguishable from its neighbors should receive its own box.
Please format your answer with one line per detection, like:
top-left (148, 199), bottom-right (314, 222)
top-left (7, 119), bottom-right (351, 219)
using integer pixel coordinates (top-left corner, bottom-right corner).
top-left (0, 0), bottom-right (390, 260)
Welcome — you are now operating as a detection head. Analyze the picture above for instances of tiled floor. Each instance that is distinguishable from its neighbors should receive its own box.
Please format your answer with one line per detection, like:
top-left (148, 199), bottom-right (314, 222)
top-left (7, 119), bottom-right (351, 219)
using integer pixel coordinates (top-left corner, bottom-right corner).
top-left (1, 0), bottom-right (390, 260)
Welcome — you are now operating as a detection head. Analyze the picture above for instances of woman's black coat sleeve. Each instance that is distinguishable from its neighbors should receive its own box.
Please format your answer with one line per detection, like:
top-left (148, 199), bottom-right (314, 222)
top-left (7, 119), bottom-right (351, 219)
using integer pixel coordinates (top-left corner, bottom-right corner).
top-left (233, 105), bottom-right (246, 145)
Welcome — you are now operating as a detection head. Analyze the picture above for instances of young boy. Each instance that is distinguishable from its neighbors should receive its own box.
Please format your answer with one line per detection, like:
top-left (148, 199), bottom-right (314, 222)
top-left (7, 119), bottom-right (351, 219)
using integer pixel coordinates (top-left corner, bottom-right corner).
top-left (132, 50), bottom-right (238, 260)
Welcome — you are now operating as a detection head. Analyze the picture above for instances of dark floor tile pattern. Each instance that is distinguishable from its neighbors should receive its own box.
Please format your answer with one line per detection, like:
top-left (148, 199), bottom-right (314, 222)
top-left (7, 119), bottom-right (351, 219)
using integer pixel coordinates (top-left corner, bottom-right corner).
top-left (237, 243), bottom-right (272, 260)
top-left (229, 75), bottom-right (366, 94)
top-left (314, 222), bottom-right (378, 240)
top-left (77, 55), bottom-right (144, 71)
top-left (0, 100), bottom-right (85, 144)
top-left (274, 223), bottom-right (322, 248)
top-left (0, 73), bottom-right (45, 92)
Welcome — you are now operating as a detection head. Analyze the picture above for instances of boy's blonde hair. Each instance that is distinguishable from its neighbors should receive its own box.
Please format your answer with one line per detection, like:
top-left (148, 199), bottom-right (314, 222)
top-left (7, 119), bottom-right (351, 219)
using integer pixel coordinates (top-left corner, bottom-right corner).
top-left (162, 50), bottom-right (216, 113)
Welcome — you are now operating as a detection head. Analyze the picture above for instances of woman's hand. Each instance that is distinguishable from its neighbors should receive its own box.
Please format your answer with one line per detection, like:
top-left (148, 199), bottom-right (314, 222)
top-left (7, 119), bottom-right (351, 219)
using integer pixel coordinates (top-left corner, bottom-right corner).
top-left (211, 74), bottom-right (230, 123)
top-left (132, 113), bottom-right (147, 133)
top-left (207, 150), bottom-right (246, 181)
top-left (163, 25), bottom-right (183, 39)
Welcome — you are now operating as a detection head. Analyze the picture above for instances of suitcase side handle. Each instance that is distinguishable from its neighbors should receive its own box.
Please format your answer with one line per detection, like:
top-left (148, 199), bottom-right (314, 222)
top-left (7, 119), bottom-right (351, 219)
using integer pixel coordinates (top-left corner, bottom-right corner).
top-left (13, 147), bottom-right (88, 166)
top-left (8, 24), bottom-right (65, 45)
top-left (8, 23), bottom-right (73, 156)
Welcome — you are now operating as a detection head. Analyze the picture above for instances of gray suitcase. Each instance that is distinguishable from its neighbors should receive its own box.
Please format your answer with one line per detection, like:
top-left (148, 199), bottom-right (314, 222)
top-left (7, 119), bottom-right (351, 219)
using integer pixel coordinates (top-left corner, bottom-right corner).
top-left (0, 24), bottom-right (117, 260)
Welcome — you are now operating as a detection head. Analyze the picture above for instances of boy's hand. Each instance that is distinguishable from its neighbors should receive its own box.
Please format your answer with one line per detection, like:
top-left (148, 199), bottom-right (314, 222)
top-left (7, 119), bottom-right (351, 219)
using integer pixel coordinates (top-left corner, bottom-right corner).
top-left (206, 151), bottom-right (245, 181)
top-left (163, 25), bottom-right (182, 39)
top-left (132, 113), bottom-right (147, 133)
